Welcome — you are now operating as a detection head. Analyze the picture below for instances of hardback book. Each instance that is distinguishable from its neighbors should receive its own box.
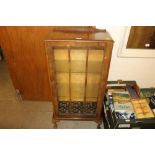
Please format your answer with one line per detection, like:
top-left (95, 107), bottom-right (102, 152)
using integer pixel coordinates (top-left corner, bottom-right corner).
top-left (140, 88), bottom-right (155, 114)
top-left (107, 89), bottom-right (126, 96)
top-left (114, 103), bottom-right (136, 120)
top-left (112, 92), bottom-right (131, 104)
top-left (126, 85), bottom-right (139, 99)
top-left (115, 111), bottom-right (135, 120)
top-left (140, 88), bottom-right (155, 98)
top-left (131, 99), bottom-right (155, 119)
top-left (114, 102), bottom-right (133, 111)
top-left (106, 81), bottom-right (127, 95)
top-left (112, 92), bottom-right (136, 119)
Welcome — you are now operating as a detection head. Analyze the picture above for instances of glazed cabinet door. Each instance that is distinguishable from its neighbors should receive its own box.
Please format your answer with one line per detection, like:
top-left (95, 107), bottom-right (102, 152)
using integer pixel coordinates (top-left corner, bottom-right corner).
top-left (45, 41), bottom-right (109, 118)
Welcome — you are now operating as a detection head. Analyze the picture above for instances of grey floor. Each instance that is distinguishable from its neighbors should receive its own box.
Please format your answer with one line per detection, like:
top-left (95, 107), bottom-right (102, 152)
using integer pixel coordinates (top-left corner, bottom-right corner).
top-left (0, 60), bottom-right (103, 129)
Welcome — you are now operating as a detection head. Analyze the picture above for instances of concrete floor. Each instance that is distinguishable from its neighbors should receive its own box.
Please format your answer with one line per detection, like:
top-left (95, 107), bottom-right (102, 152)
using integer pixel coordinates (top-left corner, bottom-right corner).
top-left (0, 60), bottom-right (103, 129)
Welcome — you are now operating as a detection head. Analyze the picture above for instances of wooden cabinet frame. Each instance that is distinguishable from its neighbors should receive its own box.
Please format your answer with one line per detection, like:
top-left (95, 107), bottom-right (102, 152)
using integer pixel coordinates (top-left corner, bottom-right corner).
top-left (45, 28), bottom-right (113, 128)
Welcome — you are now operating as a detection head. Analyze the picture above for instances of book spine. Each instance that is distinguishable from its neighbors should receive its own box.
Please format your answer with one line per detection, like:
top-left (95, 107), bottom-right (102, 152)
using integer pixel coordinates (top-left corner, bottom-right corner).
top-left (126, 85), bottom-right (139, 99)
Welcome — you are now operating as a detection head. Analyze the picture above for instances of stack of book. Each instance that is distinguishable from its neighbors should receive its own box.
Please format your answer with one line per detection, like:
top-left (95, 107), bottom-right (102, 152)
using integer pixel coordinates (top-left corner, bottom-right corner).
top-left (104, 81), bottom-right (155, 128)
top-left (107, 82), bottom-right (155, 120)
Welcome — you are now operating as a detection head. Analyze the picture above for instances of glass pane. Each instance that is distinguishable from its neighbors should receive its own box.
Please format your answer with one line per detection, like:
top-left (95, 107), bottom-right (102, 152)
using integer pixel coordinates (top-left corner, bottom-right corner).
top-left (70, 49), bottom-right (87, 73)
top-left (56, 73), bottom-right (69, 101)
top-left (86, 49), bottom-right (104, 102)
top-left (86, 74), bottom-right (101, 102)
top-left (54, 49), bottom-right (69, 72)
top-left (70, 49), bottom-right (87, 101)
top-left (71, 73), bottom-right (85, 101)
top-left (87, 49), bottom-right (103, 73)
top-left (54, 49), bottom-right (69, 101)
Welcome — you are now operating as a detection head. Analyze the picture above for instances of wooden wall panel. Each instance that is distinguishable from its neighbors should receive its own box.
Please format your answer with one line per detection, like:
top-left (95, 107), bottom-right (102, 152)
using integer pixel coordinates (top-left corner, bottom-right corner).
top-left (0, 26), bottom-right (93, 101)
top-left (0, 26), bottom-right (52, 100)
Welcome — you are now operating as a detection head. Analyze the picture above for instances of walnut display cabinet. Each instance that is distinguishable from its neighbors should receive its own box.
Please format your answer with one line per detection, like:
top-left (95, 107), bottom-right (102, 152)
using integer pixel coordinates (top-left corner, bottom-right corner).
top-left (45, 27), bottom-right (114, 128)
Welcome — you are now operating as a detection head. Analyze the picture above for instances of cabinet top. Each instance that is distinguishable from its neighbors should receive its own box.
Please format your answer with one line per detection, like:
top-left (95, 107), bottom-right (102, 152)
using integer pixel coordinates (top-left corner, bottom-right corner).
top-left (47, 27), bottom-right (113, 42)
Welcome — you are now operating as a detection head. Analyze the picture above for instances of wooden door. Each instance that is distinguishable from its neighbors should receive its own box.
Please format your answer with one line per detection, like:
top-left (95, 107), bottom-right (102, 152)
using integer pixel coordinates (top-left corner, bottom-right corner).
top-left (45, 40), bottom-right (111, 119)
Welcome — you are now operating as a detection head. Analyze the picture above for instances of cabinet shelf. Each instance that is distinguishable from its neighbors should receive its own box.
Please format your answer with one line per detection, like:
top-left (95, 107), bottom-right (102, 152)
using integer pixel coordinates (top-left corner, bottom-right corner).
top-left (55, 60), bottom-right (103, 73)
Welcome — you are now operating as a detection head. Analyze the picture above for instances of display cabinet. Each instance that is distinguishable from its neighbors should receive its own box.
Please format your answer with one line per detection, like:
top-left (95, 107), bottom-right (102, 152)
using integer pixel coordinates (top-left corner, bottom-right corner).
top-left (45, 27), bottom-right (114, 128)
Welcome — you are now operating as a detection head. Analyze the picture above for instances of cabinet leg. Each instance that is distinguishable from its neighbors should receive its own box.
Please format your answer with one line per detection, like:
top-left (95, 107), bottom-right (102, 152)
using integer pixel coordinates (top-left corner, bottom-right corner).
top-left (53, 122), bottom-right (58, 129)
top-left (97, 124), bottom-right (101, 129)
top-left (52, 119), bottom-right (58, 129)
top-left (95, 120), bottom-right (102, 129)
